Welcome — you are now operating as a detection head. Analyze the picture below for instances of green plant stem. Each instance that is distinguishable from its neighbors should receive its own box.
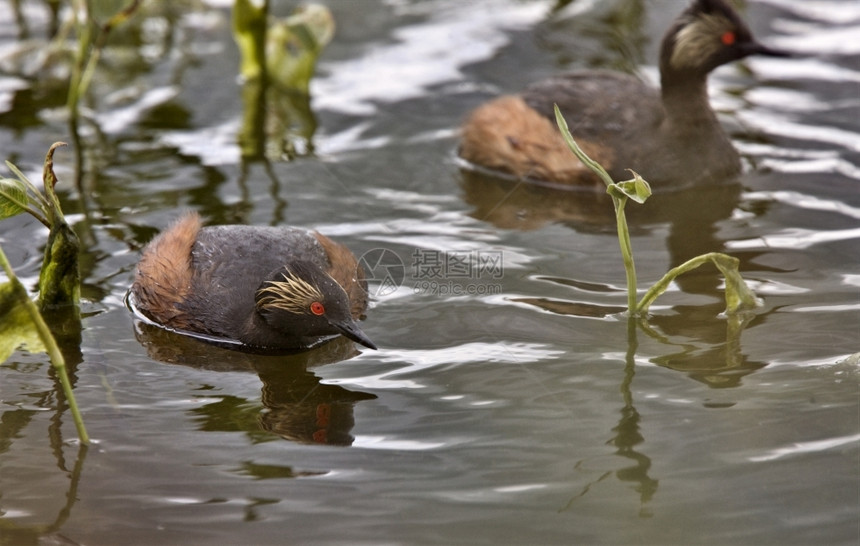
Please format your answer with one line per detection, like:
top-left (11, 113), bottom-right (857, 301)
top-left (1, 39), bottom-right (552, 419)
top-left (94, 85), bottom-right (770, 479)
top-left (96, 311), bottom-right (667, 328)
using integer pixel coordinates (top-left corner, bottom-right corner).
top-left (554, 105), bottom-right (615, 189)
top-left (0, 246), bottom-right (89, 445)
top-left (67, 0), bottom-right (91, 123)
top-left (613, 196), bottom-right (639, 315)
top-left (555, 105), bottom-right (639, 314)
top-left (76, 0), bottom-right (142, 102)
top-left (233, 0), bottom-right (269, 81)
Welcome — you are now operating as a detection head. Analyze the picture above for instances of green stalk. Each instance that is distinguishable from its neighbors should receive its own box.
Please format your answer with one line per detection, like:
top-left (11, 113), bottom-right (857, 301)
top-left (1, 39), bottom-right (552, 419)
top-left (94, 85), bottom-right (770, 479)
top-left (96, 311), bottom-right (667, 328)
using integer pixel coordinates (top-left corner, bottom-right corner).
top-left (233, 0), bottom-right (269, 81)
top-left (0, 246), bottom-right (89, 444)
top-left (613, 196), bottom-right (638, 314)
top-left (66, 0), bottom-right (92, 123)
top-left (68, 0), bottom-right (142, 116)
top-left (554, 105), bottom-right (614, 188)
top-left (554, 105), bottom-right (640, 315)
top-left (66, 0), bottom-right (141, 187)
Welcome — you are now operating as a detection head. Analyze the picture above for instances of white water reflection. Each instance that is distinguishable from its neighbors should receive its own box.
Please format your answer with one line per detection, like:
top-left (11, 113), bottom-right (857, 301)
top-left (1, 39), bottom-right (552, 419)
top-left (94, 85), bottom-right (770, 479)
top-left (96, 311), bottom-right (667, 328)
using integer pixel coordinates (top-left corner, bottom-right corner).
top-left (748, 57), bottom-right (860, 83)
top-left (353, 435), bottom-right (447, 450)
top-left (726, 227), bottom-right (860, 250)
top-left (748, 433), bottom-right (860, 462)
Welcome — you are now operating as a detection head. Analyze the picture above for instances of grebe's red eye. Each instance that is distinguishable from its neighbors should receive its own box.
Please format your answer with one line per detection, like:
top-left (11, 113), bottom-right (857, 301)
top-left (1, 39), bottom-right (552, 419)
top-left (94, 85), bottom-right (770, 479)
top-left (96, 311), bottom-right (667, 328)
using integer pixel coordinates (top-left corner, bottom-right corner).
top-left (721, 31), bottom-right (736, 46)
top-left (310, 301), bottom-right (325, 315)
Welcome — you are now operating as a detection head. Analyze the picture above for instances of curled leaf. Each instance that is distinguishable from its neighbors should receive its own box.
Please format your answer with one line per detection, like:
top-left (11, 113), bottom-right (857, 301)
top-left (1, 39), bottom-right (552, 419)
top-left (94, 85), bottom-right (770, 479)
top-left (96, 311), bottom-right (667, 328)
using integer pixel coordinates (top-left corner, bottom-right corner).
top-left (610, 170), bottom-right (652, 204)
top-left (711, 254), bottom-right (762, 314)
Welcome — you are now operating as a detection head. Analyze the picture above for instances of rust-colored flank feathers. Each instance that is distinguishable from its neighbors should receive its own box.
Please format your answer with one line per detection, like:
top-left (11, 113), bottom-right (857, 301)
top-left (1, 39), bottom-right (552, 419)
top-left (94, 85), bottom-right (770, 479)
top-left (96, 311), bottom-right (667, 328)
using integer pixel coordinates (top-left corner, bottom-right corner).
top-left (460, 95), bottom-right (613, 185)
top-left (132, 212), bottom-right (201, 330)
top-left (313, 231), bottom-right (368, 319)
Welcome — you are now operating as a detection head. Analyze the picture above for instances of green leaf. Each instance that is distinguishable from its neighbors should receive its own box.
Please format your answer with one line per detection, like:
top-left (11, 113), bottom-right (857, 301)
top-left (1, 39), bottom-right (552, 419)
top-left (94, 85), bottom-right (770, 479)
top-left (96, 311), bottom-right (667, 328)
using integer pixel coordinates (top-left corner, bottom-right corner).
top-left (613, 170), bottom-right (652, 204)
top-left (3, 160), bottom-right (50, 223)
top-left (606, 184), bottom-right (629, 203)
top-left (4, 160), bottom-right (32, 187)
top-left (284, 4), bottom-right (335, 50)
top-left (267, 4), bottom-right (335, 93)
top-left (0, 177), bottom-right (30, 219)
top-left (0, 281), bottom-right (46, 364)
top-left (4, 160), bottom-right (44, 204)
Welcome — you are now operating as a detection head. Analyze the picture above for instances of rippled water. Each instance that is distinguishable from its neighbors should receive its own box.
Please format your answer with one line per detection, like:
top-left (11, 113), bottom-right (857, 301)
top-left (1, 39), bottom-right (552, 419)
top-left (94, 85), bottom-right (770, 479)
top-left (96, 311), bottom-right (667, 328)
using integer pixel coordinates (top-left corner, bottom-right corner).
top-left (1, 1), bottom-right (858, 544)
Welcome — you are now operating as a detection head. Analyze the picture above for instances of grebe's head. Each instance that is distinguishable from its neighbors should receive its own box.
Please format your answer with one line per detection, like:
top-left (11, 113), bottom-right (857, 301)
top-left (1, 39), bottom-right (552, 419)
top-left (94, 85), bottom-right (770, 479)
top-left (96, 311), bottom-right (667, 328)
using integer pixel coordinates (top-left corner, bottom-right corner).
top-left (662, 0), bottom-right (789, 78)
top-left (255, 260), bottom-right (376, 350)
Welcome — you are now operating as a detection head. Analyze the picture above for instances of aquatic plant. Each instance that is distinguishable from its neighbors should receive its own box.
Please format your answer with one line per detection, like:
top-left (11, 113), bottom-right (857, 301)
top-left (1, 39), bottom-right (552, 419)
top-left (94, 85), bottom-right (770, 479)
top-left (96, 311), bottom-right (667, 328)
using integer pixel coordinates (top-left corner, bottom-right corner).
top-left (0, 143), bottom-right (88, 444)
top-left (554, 104), bottom-right (760, 318)
top-left (0, 142), bottom-right (80, 310)
top-left (66, 0), bottom-right (142, 187)
top-left (233, 1), bottom-right (335, 160)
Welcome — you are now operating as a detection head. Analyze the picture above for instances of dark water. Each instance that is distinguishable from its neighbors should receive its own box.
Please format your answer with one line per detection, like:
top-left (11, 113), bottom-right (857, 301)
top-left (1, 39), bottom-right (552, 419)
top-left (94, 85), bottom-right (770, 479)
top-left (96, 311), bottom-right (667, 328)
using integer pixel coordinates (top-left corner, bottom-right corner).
top-left (1, 1), bottom-right (858, 544)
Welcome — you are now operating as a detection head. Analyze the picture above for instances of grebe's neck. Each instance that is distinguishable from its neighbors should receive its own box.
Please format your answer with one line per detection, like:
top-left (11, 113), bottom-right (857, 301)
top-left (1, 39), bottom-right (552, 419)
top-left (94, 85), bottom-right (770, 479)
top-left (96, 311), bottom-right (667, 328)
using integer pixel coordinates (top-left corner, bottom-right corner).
top-left (660, 73), bottom-right (719, 125)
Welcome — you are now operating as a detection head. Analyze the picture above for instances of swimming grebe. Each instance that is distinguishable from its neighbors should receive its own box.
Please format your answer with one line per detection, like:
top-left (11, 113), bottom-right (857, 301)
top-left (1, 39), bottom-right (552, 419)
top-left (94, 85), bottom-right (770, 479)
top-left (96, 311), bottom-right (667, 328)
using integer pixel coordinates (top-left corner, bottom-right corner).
top-left (131, 212), bottom-right (376, 351)
top-left (459, 0), bottom-right (788, 186)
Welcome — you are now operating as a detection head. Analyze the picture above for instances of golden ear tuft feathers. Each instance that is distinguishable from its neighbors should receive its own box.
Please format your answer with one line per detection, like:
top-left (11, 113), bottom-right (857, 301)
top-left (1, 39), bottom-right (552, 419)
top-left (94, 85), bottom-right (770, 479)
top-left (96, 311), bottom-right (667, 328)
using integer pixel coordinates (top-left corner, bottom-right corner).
top-left (671, 13), bottom-right (734, 70)
top-left (256, 268), bottom-right (325, 314)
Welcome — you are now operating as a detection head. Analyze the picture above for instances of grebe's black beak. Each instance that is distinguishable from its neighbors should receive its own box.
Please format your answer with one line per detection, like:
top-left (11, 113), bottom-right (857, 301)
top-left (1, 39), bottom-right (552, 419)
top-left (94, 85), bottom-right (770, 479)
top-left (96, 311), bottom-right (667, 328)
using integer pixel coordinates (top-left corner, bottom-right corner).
top-left (335, 318), bottom-right (377, 350)
top-left (743, 40), bottom-right (793, 58)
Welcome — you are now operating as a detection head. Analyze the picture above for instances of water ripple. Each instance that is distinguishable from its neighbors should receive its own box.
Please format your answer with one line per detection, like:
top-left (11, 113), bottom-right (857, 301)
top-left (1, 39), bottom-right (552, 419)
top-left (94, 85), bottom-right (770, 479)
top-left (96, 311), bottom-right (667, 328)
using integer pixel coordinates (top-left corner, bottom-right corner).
top-left (743, 190), bottom-right (860, 220)
top-left (739, 108), bottom-right (860, 152)
top-left (758, 0), bottom-right (860, 25)
top-left (312, 0), bottom-right (547, 115)
top-left (328, 342), bottom-right (565, 390)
